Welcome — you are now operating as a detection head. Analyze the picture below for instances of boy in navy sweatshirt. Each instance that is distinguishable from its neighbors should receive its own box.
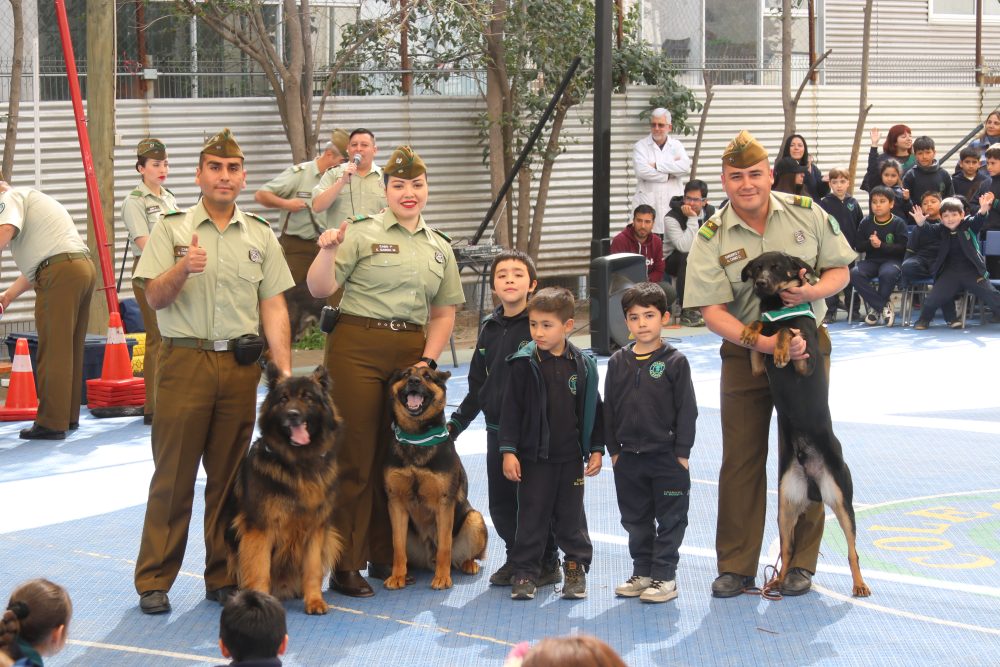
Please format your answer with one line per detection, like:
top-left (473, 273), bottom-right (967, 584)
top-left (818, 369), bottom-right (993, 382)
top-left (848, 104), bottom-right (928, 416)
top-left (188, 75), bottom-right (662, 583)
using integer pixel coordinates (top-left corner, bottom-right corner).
top-left (851, 186), bottom-right (909, 325)
top-left (448, 249), bottom-right (560, 588)
top-left (500, 287), bottom-right (605, 601)
top-left (902, 136), bottom-right (954, 207)
top-left (604, 282), bottom-right (697, 604)
top-left (820, 167), bottom-right (864, 322)
top-left (953, 147), bottom-right (991, 202)
top-left (915, 194), bottom-right (1000, 329)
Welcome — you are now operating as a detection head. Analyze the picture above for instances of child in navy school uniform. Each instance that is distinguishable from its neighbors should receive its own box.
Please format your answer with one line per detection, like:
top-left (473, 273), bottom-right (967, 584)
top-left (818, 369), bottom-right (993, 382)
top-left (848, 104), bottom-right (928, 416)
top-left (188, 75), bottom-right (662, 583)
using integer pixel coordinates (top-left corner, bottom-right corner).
top-left (851, 185), bottom-right (909, 326)
top-left (820, 167), bottom-right (864, 322)
top-left (903, 191), bottom-right (959, 326)
top-left (217, 590), bottom-right (287, 667)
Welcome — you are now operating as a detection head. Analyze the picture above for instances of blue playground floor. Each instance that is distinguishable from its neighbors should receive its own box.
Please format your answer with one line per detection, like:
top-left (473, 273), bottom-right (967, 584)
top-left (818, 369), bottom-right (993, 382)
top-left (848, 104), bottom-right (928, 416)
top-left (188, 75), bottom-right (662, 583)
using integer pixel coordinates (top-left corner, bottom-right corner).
top-left (2, 320), bottom-right (999, 666)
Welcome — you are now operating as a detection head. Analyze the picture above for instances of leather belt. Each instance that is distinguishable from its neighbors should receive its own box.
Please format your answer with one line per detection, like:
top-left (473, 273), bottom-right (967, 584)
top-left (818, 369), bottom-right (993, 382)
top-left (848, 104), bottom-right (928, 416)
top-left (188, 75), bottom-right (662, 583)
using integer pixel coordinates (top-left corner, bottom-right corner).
top-left (35, 251), bottom-right (90, 280)
top-left (338, 313), bottom-right (424, 333)
top-left (164, 337), bottom-right (240, 352)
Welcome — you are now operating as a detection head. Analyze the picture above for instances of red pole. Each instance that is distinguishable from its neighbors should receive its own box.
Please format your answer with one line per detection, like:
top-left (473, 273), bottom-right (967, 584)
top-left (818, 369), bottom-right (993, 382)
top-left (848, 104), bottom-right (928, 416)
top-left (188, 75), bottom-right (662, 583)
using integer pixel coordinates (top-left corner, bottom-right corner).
top-left (54, 0), bottom-right (119, 313)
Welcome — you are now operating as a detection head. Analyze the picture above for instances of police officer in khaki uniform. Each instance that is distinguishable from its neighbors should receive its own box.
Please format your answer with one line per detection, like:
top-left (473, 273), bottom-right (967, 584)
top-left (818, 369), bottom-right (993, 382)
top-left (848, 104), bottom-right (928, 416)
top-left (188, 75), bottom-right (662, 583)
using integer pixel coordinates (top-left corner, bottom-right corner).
top-left (0, 182), bottom-right (97, 440)
top-left (311, 128), bottom-right (387, 229)
top-left (307, 146), bottom-right (464, 597)
top-left (121, 138), bottom-right (178, 425)
top-left (254, 128), bottom-right (349, 286)
top-left (684, 130), bottom-right (856, 598)
top-left (132, 129), bottom-right (294, 615)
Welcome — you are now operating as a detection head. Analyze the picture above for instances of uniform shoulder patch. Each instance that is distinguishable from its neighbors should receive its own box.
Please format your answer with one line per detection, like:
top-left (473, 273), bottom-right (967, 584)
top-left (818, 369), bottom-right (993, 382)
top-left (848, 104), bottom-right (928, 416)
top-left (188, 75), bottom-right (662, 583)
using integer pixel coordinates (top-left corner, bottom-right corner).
top-left (827, 214), bottom-right (842, 235)
top-left (786, 194), bottom-right (813, 208)
top-left (431, 227), bottom-right (452, 242)
top-left (247, 212), bottom-right (270, 225)
top-left (129, 189), bottom-right (143, 198)
top-left (163, 209), bottom-right (184, 218)
top-left (698, 219), bottom-right (719, 241)
top-left (292, 164), bottom-right (305, 173)
top-left (351, 214), bottom-right (371, 223)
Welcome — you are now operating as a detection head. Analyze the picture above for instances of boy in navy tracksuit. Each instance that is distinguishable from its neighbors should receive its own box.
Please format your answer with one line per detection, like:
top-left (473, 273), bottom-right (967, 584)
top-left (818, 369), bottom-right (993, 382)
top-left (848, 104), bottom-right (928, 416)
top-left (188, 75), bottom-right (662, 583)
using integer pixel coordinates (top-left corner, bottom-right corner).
top-left (902, 136), bottom-right (954, 209)
top-left (903, 192), bottom-right (959, 326)
top-left (820, 168), bottom-right (864, 322)
top-left (500, 287), bottom-right (605, 601)
top-left (953, 147), bottom-right (991, 202)
top-left (448, 249), bottom-right (560, 588)
top-left (851, 185), bottom-right (909, 325)
top-left (604, 283), bottom-right (697, 604)
top-left (915, 194), bottom-right (1000, 329)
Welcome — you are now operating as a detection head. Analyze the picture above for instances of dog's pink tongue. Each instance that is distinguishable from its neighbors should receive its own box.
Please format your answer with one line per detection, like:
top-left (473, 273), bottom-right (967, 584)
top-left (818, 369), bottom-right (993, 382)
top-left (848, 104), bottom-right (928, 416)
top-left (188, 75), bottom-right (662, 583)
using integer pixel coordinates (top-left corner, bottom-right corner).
top-left (290, 424), bottom-right (310, 446)
top-left (407, 394), bottom-right (423, 410)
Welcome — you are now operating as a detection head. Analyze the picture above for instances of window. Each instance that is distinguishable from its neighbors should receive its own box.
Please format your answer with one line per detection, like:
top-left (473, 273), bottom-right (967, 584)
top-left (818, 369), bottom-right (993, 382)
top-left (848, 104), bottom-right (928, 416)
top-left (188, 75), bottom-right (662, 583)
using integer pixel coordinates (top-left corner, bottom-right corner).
top-left (931, 0), bottom-right (1000, 19)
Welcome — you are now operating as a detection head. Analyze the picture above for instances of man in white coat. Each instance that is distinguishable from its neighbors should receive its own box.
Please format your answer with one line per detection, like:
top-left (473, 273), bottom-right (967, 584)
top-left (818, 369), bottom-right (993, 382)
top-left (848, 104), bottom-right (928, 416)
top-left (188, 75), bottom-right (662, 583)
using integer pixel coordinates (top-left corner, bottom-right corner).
top-left (631, 108), bottom-right (692, 237)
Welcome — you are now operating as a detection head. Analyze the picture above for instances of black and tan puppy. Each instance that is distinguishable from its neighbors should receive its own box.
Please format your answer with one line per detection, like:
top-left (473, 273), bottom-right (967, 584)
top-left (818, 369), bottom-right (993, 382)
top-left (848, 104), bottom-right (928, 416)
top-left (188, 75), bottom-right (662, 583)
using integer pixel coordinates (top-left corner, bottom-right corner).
top-left (224, 364), bottom-right (343, 614)
top-left (740, 251), bottom-right (870, 598)
top-left (384, 365), bottom-right (488, 590)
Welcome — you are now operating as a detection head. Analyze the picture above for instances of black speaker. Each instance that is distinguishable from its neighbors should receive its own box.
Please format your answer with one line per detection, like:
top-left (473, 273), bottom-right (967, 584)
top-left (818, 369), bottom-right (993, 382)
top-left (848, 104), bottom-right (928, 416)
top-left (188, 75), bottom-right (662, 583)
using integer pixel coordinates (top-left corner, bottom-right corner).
top-left (590, 253), bottom-right (648, 355)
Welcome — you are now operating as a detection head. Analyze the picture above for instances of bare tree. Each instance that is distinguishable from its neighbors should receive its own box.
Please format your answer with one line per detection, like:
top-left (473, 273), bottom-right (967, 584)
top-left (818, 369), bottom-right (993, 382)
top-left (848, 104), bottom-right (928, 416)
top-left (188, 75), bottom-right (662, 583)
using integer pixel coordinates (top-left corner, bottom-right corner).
top-left (2, 0), bottom-right (23, 181)
top-left (691, 71), bottom-right (715, 179)
top-left (779, 0), bottom-right (830, 138)
top-left (848, 0), bottom-right (874, 189)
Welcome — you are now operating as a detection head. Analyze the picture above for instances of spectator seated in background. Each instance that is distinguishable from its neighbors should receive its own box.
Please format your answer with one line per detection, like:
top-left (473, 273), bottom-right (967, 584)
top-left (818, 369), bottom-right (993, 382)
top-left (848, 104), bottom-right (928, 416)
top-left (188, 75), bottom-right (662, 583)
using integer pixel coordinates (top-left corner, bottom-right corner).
top-left (610, 205), bottom-right (677, 313)
top-left (964, 111), bottom-right (1000, 176)
top-left (819, 168), bottom-right (864, 323)
top-left (771, 156), bottom-right (807, 196)
top-left (777, 134), bottom-right (830, 199)
top-left (981, 145), bottom-right (1000, 238)
top-left (851, 185), bottom-right (909, 326)
top-left (953, 147), bottom-right (991, 202)
top-left (664, 180), bottom-right (715, 326)
top-left (902, 136), bottom-right (954, 209)
top-left (217, 590), bottom-right (288, 667)
top-left (862, 125), bottom-right (915, 191)
top-left (903, 191), bottom-right (959, 326)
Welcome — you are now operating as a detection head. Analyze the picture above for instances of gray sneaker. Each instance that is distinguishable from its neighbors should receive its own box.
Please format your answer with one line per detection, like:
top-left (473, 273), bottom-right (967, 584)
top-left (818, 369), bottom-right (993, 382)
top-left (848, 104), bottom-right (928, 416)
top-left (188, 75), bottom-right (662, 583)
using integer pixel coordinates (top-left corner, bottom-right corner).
top-left (711, 573), bottom-right (755, 598)
top-left (489, 561), bottom-right (516, 586)
top-left (614, 574), bottom-right (653, 597)
top-left (535, 560), bottom-right (562, 587)
top-left (561, 561), bottom-right (587, 599)
top-left (511, 577), bottom-right (536, 600)
top-left (640, 579), bottom-right (678, 603)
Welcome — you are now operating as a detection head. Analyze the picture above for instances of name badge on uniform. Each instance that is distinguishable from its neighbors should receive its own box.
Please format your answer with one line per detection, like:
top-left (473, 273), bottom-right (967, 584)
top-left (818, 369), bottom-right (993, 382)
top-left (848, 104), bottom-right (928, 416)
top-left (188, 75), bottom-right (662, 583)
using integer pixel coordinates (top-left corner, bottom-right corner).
top-left (372, 243), bottom-right (399, 254)
top-left (145, 205), bottom-right (161, 215)
top-left (434, 251), bottom-right (445, 264)
top-left (719, 248), bottom-right (747, 267)
top-left (174, 245), bottom-right (189, 257)
top-left (248, 247), bottom-right (263, 263)
top-left (295, 191), bottom-right (311, 198)
top-left (793, 230), bottom-right (806, 245)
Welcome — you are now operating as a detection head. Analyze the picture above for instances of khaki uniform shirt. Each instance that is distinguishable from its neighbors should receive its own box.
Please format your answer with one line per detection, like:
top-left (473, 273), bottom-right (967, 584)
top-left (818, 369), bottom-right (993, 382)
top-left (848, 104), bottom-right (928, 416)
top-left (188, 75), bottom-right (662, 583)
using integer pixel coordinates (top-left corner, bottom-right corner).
top-left (335, 209), bottom-right (465, 325)
top-left (313, 164), bottom-right (387, 229)
top-left (134, 200), bottom-right (294, 339)
top-left (684, 192), bottom-right (857, 324)
top-left (0, 187), bottom-right (89, 280)
top-left (121, 181), bottom-right (177, 256)
top-left (259, 160), bottom-right (324, 240)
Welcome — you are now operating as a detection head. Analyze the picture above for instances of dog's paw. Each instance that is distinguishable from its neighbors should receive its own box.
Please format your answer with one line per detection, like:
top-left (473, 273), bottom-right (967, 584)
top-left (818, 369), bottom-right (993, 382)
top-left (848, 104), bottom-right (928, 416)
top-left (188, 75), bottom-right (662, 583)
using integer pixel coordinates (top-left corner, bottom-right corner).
top-left (430, 574), bottom-right (453, 590)
top-left (740, 322), bottom-right (762, 347)
top-left (773, 330), bottom-right (792, 368)
top-left (384, 574), bottom-right (409, 590)
top-left (304, 596), bottom-right (329, 615)
top-left (459, 560), bottom-right (480, 575)
top-left (853, 582), bottom-right (871, 597)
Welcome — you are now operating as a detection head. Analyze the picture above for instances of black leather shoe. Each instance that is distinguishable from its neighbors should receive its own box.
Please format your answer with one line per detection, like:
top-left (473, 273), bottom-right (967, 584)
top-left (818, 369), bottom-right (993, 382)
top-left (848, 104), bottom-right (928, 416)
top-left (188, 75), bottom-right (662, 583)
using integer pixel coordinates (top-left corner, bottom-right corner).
top-left (329, 570), bottom-right (374, 598)
top-left (711, 573), bottom-right (755, 598)
top-left (68, 422), bottom-right (79, 430)
top-left (143, 414), bottom-right (154, 426)
top-left (206, 585), bottom-right (239, 605)
top-left (779, 568), bottom-right (813, 596)
top-left (367, 562), bottom-right (414, 585)
top-left (139, 590), bottom-right (171, 614)
top-left (19, 424), bottom-right (66, 440)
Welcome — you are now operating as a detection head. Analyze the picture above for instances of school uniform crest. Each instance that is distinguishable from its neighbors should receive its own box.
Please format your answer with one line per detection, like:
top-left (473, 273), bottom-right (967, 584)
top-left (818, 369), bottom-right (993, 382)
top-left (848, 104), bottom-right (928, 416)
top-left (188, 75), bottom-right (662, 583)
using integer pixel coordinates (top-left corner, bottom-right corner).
top-left (568, 374), bottom-right (578, 395)
top-left (649, 361), bottom-right (666, 379)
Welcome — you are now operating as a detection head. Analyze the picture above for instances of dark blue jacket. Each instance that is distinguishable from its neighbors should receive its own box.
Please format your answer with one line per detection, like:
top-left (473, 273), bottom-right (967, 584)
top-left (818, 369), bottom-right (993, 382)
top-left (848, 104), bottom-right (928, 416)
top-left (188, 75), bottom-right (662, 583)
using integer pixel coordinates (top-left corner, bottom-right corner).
top-left (930, 213), bottom-right (990, 279)
top-left (448, 305), bottom-right (531, 434)
top-left (902, 161), bottom-right (954, 206)
top-left (603, 341), bottom-right (697, 459)
top-left (905, 220), bottom-right (943, 263)
top-left (819, 194), bottom-right (864, 250)
top-left (499, 341), bottom-right (604, 462)
top-left (856, 215), bottom-right (908, 262)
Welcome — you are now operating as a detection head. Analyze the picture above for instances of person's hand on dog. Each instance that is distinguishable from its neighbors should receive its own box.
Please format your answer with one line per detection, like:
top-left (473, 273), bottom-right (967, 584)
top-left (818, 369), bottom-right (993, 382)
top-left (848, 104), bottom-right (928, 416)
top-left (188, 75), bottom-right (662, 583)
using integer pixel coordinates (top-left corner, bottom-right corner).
top-left (316, 222), bottom-right (349, 251)
top-left (787, 328), bottom-right (809, 360)
top-left (584, 452), bottom-right (602, 477)
top-left (780, 269), bottom-right (814, 306)
top-left (502, 452), bottom-right (521, 482)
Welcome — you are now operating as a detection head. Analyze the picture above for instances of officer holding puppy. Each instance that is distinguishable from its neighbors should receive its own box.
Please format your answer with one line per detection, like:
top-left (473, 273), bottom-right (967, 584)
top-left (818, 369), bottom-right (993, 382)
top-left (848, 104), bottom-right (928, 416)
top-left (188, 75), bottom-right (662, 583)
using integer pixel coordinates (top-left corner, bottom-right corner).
top-left (133, 129), bottom-right (294, 615)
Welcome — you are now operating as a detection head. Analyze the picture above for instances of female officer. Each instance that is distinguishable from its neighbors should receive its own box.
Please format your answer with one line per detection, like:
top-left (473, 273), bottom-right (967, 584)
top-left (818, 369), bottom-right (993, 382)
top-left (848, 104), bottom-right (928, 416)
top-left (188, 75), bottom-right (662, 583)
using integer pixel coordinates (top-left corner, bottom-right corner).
top-left (307, 145), bottom-right (465, 597)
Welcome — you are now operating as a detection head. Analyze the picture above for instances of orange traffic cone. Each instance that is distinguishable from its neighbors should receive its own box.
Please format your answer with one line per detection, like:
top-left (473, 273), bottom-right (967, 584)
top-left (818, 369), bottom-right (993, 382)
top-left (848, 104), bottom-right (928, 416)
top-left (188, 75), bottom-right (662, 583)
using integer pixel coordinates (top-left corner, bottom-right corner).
top-left (0, 337), bottom-right (39, 421)
top-left (87, 311), bottom-right (145, 417)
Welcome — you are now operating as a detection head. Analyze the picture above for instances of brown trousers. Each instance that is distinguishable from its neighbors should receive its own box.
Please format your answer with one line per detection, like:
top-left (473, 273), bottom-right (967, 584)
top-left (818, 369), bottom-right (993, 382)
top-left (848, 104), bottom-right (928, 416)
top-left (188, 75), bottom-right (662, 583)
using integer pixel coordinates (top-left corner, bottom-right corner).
top-left (716, 327), bottom-right (832, 576)
top-left (324, 320), bottom-right (424, 570)
top-left (134, 345), bottom-right (261, 593)
top-left (34, 256), bottom-right (96, 430)
top-left (278, 233), bottom-right (318, 286)
top-left (133, 258), bottom-right (160, 417)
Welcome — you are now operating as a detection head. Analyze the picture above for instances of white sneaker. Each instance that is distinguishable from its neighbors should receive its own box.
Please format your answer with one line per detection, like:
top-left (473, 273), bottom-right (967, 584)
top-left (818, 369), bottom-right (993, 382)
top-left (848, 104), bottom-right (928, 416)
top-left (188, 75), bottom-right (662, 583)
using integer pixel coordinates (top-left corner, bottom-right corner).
top-left (614, 575), bottom-right (652, 597)
top-left (882, 303), bottom-right (895, 327)
top-left (863, 311), bottom-right (879, 326)
top-left (640, 579), bottom-right (678, 603)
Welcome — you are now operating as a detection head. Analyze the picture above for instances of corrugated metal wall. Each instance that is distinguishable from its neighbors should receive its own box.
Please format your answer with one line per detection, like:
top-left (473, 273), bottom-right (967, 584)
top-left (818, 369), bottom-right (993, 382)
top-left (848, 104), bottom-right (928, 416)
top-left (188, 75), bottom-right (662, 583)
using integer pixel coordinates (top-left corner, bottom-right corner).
top-left (4, 85), bottom-right (1000, 333)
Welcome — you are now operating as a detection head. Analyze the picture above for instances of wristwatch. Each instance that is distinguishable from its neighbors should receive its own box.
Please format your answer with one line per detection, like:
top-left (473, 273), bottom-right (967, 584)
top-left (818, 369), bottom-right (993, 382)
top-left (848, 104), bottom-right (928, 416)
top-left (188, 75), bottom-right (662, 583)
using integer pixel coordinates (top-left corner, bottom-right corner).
top-left (420, 356), bottom-right (438, 370)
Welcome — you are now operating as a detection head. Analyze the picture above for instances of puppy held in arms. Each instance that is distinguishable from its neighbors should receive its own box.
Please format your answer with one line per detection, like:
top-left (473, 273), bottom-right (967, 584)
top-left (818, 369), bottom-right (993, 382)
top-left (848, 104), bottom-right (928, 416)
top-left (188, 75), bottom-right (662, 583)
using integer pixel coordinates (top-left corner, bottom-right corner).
top-left (223, 364), bottom-right (343, 614)
top-left (384, 365), bottom-right (488, 590)
top-left (740, 251), bottom-right (870, 598)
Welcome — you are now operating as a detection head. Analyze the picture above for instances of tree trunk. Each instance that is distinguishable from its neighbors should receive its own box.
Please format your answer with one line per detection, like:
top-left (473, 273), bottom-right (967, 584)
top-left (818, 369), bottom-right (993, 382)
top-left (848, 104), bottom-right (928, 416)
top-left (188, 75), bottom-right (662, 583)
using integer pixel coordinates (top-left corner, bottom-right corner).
top-left (848, 0), bottom-right (874, 190)
top-left (281, 0), bottom-right (309, 162)
top-left (299, 0), bottom-right (316, 153)
top-left (781, 0), bottom-right (795, 138)
top-left (400, 0), bottom-right (411, 95)
top-left (691, 72), bottom-right (715, 179)
top-left (529, 103), bottom-right (568, 259)
top-left (2, 0), bottom-right (24, 181)
top-left (515, 165), bottom-right (532, 252)
top-left (485, 0), bottom-right (513, 246)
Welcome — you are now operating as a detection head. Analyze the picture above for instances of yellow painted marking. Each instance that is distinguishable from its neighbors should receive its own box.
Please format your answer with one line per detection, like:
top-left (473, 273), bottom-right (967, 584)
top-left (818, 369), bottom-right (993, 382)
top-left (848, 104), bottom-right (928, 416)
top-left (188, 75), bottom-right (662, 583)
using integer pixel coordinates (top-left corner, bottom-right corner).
top-left (873, 536), bottom-right (954, 551)
top-left (68, 639), bottom-right (215, 662)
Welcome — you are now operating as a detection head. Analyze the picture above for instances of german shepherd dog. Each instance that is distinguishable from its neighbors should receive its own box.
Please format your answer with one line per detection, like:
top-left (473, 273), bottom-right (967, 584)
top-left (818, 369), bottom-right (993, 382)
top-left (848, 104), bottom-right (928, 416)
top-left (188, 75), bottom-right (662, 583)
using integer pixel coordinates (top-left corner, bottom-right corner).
top-left (224, 364), bottom-right (344, 614)
top-left (739, 252), bottom-right (871, 597)
top-left (383, 365), bottom-right (488, 590)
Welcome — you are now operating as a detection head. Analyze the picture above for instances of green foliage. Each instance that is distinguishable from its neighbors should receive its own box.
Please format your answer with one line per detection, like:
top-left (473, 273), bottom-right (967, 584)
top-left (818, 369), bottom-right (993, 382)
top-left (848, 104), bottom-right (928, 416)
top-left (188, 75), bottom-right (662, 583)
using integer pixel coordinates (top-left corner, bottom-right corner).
top-left (292, 325), bottom-right (326, 351)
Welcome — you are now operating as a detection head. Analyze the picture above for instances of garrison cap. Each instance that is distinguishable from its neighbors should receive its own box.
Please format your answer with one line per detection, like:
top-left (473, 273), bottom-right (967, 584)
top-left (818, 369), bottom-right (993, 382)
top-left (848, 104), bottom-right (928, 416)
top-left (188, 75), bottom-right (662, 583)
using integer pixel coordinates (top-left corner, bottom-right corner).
top-left (137, 138), bottom-right (166, 160)
top-left (383, 145), bottom-right (426, 180)
top-left (331, 128), bottom-right (350, 156)
top-left (722, 129), bottom-right (768, 168)
top-left (201, 128), bottom-right (244, 159)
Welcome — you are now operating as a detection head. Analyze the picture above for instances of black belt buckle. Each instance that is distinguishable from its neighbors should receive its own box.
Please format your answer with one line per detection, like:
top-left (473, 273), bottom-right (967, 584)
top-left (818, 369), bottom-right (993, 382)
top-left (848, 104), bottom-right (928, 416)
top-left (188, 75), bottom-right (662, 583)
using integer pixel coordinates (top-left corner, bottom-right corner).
top-left (232, 334), bottom-right (265, 365)
top-left (319, 306), bottom-right (341, 334)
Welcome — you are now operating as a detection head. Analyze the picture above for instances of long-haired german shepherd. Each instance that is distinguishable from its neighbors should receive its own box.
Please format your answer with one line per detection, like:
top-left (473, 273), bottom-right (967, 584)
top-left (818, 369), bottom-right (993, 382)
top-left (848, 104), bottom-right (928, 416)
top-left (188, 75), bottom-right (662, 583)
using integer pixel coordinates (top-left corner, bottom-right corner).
top-left (383, 365), bottom-right (488, 590)
top-left (224, 363), bottom-right (344, 614)
top-left (740, 251), bottom-right (870, 598)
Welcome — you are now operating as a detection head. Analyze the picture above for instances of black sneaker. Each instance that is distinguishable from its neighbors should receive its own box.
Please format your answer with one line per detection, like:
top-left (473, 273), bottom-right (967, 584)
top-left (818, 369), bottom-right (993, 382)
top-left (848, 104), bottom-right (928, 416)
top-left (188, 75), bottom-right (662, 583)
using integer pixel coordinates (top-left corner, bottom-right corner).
top-left (561, 561), bottom-right (587, 599)
top-left (535, 559), bottom-right (562, 587)
top-left (511, 577), bottom-right (536, 600)
top-left (711, 573), bottom-right (755, 598)
top-left (489, 561), bottom-right (516, 586)
top-left (779, 568), bottom-right (813, 596)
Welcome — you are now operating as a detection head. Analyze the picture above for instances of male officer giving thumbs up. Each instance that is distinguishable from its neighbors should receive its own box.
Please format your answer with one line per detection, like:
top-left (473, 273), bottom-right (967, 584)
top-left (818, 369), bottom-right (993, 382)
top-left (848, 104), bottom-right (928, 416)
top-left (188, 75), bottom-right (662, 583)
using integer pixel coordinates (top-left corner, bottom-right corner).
top-left (132, 129), bottom-right (294, 615)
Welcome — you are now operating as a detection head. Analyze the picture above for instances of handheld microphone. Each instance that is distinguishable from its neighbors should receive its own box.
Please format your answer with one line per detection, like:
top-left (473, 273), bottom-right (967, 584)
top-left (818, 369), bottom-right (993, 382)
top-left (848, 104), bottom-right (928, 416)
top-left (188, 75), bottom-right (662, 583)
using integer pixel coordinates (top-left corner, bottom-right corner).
top-left (352, 154), bottom-right (362, 166)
